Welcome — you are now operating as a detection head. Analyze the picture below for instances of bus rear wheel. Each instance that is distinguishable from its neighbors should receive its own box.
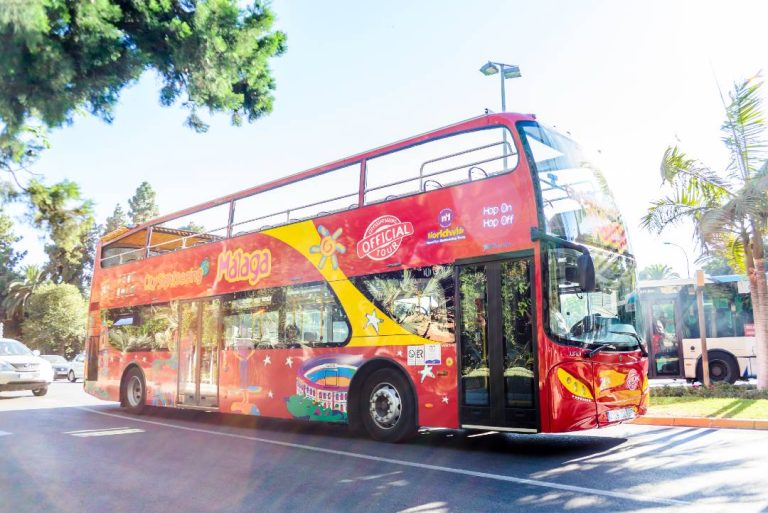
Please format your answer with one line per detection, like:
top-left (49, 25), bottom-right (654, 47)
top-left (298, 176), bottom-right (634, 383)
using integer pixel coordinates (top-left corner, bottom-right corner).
top-left (696, 350), bottom-right (739, 384)
top-left (121, 368), bottom-right (146, 414)
top-left (360, 368), bottom-right (416, 443)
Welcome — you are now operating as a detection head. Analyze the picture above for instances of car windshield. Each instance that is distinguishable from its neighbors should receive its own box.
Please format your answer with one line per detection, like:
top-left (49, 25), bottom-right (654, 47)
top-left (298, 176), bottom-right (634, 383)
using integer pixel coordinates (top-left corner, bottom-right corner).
top-left (43, 355), bottom-right (67, 363)
top-left (0, 340), bottom-right (33, 356)
top-left (546, 245), bottom-right (640, 350)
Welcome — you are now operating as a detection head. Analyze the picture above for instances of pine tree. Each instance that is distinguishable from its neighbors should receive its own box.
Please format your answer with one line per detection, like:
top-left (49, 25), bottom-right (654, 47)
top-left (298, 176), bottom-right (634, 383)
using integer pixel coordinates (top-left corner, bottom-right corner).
top-left (104, 203), bottom-right (128, 234)
top-left (128, 182), bottom-right (159, 225)
top-left (25, 179), bottom-right (94, 292)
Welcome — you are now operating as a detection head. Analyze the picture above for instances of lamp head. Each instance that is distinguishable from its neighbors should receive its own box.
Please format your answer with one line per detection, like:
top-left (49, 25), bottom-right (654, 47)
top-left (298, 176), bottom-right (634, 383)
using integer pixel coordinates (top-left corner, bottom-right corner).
top-left (480, 62), bottom-right (499, 76)
top-left (502, 65), bottom-right (521, 79)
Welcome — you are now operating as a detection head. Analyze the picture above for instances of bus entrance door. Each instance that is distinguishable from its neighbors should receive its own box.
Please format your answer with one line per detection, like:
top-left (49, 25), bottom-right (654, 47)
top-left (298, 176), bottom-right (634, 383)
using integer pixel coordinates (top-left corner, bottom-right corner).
top-left (457, 256), bottom-right (538, 433)
top-left (177, 299), bottom-right (221, 408)
top-left (646, 299), bottom-right (683, 378)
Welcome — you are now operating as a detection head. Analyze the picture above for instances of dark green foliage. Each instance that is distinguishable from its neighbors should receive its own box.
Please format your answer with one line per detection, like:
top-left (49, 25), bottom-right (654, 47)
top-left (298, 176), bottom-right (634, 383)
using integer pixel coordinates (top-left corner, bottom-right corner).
top-left (128, 181), bottom-right (159, 225)
top-left (0, 211), bottom-right (25, 320)
top-left (103, 203), bottom-right (128, 234)
top-left (701, 255), bottom-right (736, 276)
top-left (0, 0), bottom-right (286, 171)
top-left (25, 179), bottom-right (95, 291)
top-left (651, 383), bottom-right (768, 400)
top-left (22, 282), bottom-right (87, 358)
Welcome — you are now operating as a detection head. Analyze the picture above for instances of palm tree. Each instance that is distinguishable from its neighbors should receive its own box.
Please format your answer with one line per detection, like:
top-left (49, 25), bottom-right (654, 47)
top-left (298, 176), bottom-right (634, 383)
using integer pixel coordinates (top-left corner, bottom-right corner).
top-left (2, 265), bottom-right (46, 321)
top-left (638, 264), bottom-right (681, 280)
top-left (642, 74), bottom-right (768, 389)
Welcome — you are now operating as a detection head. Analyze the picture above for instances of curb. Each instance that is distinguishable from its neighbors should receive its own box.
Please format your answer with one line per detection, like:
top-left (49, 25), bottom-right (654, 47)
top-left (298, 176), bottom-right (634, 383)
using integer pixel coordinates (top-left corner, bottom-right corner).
top-left (631, 416), bottom-right (768, 430)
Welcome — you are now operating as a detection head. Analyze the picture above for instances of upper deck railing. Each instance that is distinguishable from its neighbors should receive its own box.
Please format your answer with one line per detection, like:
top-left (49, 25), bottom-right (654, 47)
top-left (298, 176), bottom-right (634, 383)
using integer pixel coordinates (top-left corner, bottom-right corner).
top-left (100, 114), bottom-right (528, 269)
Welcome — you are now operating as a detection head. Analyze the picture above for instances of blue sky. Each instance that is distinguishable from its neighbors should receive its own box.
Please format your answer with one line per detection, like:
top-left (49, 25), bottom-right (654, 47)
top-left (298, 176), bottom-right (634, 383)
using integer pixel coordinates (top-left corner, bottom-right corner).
top-left (11, 0), bottom-right (768, 277)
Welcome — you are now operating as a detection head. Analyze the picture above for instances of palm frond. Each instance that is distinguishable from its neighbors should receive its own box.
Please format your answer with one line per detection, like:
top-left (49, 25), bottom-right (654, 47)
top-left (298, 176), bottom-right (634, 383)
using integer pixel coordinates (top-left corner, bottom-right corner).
top-left (721, 74), bottom-right (767, 181)
top-left (660, 146), bottom-right (732, 194)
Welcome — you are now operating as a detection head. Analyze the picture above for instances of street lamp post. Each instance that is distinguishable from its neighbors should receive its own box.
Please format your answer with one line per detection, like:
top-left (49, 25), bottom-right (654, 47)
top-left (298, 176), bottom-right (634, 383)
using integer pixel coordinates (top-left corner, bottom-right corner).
top-left (479, 61), bottom-right (521, 112)
top-left (479, 61), bottom-right (521, 170)
top-left (663, 241), bottom-right (690, 278)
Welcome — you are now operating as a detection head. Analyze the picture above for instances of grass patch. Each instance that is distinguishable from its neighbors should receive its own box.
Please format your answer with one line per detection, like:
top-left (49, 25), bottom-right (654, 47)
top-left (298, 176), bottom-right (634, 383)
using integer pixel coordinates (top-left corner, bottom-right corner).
top-left (649, 396), bottom-right (768, 419)
top-left (650, 383), bottom-right (768, 399)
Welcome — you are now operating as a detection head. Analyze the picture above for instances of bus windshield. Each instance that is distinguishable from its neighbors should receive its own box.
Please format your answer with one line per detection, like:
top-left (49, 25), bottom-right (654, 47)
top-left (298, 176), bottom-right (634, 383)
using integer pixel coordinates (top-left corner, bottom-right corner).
top-left (546, 246), bottom-right (639, 350)
top-left (520, 122), bottom-right (629, 254)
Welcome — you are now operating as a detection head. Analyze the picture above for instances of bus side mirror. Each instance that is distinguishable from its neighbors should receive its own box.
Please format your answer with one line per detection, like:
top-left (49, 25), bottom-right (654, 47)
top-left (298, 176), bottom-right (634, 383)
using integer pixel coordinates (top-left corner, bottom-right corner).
top-left (577, 253), bottom-right (596, 292)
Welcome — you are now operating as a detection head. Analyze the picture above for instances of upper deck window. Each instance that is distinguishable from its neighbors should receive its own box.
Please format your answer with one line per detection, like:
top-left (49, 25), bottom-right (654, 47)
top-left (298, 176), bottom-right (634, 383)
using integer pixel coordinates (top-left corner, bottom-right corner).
top-left (231, 163), bottom-right (361, 235)
top-left (100, 228), bottom-right (149, 268)
top-left (98, 121), bottom-right (522, 269)
top-left (364, 126), bottom-right (517, 204)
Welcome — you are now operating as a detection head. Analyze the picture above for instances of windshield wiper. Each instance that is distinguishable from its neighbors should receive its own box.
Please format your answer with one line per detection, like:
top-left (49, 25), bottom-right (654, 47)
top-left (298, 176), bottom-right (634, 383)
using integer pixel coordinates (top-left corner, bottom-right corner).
top-left (609, 330), bottom-right (648, 357)
top-left (586, 343), bottom-right (616, 358)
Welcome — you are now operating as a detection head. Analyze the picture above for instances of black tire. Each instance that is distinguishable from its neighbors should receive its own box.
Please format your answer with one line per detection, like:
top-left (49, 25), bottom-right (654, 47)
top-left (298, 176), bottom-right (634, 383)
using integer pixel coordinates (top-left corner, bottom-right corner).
top-left (121, 367), bottom-right (146, 414)
top-left (360, 368), bottom-right (416, 443)
top-left (32, 387), bottom-right (48, 397)
top-left (68, 370), bottom-right (77, 383)
top-left (696, 350), bottom-right (739, 384)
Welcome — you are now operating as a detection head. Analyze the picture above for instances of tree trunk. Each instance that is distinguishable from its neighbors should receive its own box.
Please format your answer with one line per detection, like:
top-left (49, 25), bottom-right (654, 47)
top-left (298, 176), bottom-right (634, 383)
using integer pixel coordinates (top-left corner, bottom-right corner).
top-left (751, 225), bottom-right (768, 390)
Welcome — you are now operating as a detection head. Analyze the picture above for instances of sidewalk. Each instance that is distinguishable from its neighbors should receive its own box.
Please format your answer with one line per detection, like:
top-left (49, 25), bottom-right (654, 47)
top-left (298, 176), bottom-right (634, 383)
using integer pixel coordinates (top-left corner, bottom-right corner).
top-left (632, 415), bottom-right (768, 430)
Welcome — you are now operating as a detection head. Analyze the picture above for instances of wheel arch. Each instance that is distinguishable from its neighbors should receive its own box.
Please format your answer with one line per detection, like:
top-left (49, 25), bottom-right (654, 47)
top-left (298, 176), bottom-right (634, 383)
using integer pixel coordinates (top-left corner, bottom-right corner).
top-left (347, 357), bottom-right (418, 430)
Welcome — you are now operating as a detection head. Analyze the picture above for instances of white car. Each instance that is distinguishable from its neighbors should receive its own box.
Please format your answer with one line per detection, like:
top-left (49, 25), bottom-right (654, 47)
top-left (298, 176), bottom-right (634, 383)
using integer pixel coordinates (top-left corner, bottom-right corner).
top-left (67, 353), bottom-right (85, 382)
top-left (0, 338), bottom-right (54, 396)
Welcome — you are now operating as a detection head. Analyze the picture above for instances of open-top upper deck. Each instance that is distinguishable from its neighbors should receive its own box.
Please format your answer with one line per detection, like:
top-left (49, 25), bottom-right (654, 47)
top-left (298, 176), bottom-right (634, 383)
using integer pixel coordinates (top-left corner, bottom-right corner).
top-left (99, 112), bottom-right (535, 268)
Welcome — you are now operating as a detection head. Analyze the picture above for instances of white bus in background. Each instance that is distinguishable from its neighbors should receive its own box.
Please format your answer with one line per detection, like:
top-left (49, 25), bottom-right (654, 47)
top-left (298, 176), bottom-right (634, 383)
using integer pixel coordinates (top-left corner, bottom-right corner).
top-left (638, 275), bottom-right (757, 383)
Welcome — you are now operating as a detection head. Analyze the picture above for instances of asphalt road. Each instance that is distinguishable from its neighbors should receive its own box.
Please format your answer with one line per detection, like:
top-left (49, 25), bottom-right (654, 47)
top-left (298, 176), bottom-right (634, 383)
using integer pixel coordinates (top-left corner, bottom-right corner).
top-left (1, 382), bottom-right (767, 513)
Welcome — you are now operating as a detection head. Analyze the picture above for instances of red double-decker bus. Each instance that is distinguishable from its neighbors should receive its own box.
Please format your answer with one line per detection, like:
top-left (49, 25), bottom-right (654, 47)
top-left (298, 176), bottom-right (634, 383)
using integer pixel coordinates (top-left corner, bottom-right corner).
top-left (84, 113), bottom-right (648, 442)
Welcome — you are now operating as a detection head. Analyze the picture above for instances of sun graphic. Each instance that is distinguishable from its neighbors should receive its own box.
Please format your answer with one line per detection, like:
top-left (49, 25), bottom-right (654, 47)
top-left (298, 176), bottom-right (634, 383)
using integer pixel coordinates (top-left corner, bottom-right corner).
top-left (309, 225), bottom-right (346, 270)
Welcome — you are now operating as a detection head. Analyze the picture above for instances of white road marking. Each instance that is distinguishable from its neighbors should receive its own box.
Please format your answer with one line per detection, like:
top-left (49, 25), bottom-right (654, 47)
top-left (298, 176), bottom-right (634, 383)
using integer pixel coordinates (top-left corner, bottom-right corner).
top-left (0, 430), bottom-right (11, 437)
top-left (80, 407), bottom-right (689, 506)
top-left (64, 426), bottom-right (133, 434)
top-left (66, 426), bottom-right (144, 437)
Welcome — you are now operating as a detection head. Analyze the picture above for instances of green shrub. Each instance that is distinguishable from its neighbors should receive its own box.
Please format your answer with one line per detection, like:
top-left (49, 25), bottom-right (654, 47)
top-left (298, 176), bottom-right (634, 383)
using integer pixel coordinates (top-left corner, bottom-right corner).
top-left (650, 383), bottom-right (768, 400)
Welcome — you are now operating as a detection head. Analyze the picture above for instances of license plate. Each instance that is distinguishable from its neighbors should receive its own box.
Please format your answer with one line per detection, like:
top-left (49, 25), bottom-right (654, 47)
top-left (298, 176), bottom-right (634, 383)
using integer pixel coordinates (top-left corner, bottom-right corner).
top-left (607, 407), bottom-right (635, 422)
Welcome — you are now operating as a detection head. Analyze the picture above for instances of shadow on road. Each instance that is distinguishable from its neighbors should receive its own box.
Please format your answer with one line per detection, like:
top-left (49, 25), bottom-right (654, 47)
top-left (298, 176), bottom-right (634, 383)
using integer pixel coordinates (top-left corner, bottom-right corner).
top-left (109, 404), bottom-right (627, 459)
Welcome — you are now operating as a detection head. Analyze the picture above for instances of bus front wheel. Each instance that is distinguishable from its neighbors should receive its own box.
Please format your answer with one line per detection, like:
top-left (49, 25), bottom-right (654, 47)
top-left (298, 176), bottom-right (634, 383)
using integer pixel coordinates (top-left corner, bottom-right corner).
top-left (360, 368), bottom-right (416, 443)
top-left (121, 367), bottom-right (146, 414)
top-left (696, 350), bottom-right (739, 384)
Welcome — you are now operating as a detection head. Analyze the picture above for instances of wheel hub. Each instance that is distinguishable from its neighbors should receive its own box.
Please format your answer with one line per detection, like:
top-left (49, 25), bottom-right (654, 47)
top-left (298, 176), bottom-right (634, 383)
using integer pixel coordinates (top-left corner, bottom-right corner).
top-left (369, 383), bottom-right (401, 430)
top-left (128, 376), bottom-right (143, 407)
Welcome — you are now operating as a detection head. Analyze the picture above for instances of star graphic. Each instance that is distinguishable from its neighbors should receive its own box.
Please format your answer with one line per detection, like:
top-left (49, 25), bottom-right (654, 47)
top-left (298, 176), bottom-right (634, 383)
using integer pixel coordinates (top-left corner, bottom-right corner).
top-left (263, 355), bottom-right (271, 366)
top-left (419, 365), bottom-right (435, 383)
top-left (396, 350), bottom-right (404, 357)
top-left (364, 310), bottom-right (382, 334)
top-left (268, 390), bottom-right (274, 399)
top-left (441, 395), bottom-right (449, 405)
top-left (285, 357), bottom-right (294, 368)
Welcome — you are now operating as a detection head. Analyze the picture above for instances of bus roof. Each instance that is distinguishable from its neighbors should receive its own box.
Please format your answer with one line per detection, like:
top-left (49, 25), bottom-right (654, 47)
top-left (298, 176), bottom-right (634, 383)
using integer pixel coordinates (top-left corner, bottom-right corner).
top-left (103, 112), bottom-right (536, 245)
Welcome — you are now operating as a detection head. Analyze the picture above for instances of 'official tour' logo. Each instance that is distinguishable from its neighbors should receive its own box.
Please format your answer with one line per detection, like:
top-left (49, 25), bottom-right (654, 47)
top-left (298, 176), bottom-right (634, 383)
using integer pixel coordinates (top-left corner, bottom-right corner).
top-left (356, 215), bottom-right (414, 261)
